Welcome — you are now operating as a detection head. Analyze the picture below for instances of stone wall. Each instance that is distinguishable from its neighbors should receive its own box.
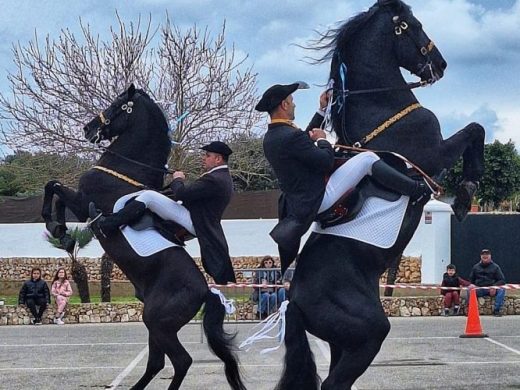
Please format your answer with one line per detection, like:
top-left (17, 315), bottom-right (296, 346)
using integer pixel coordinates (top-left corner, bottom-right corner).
top-left (2, 296), bottom-right (519, 325)
top-left (0, 256), bottom-right (421, 284)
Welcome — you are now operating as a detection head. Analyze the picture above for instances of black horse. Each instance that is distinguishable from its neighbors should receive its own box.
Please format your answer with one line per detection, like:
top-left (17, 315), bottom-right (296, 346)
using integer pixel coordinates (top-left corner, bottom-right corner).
top-left (276, 1), bottom-right (484, 389)
top-left (41, 85), bottom-right (245, 390)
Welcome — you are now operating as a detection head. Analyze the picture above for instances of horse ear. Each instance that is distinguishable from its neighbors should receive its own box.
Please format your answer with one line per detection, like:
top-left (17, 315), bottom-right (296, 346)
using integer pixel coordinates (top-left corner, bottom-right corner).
top-left (127, 83), bottom-right (136, 98)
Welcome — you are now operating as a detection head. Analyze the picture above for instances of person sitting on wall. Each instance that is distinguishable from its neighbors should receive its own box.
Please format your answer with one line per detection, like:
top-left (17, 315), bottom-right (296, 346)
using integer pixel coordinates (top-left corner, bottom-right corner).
top-left (18, 267), bottom-right (51, 325)
top-left (467, 249), bottom-right (506, 317)
top-left (440, 264), bottom-right (470, 316)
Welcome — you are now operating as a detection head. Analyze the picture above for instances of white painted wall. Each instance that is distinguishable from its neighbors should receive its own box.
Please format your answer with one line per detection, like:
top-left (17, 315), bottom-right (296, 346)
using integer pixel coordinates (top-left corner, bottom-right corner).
top-left (0, 199), bottom-right (452, 283)
top-left (404, 199), bottom-right (452, 284)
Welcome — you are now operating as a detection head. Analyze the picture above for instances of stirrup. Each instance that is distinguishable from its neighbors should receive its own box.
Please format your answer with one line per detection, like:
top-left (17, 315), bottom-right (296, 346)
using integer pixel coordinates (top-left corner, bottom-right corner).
top-left (87, 202), bottom-right (108, 238)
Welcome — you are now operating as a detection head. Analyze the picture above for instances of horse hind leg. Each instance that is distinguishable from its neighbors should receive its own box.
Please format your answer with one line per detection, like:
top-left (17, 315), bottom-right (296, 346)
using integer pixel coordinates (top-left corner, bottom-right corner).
top-left (130, 335), bottom-right (165, 390)
top-left (321, 312), bottom-right (390, 390)
top-left (321, 337), bottom-right (388, 390)
top-left (145, 328), bottom-right (192, 390)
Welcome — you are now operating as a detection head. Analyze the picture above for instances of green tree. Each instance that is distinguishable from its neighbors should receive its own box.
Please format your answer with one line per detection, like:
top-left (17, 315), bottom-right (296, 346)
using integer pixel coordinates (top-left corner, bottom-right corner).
top-left (228, 134), bottom-right (278, 192)
top-left (442, 140), bottom-right (520, 209)
top-left (0, 152), bottom-right (92, 196)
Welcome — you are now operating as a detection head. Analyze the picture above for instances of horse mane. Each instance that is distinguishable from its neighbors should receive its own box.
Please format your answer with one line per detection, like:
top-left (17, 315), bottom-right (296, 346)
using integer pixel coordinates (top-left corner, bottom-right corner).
top-left (311, 0), bottom-right (409, 64)
top-left (134, 88), bottom-right (169, 134)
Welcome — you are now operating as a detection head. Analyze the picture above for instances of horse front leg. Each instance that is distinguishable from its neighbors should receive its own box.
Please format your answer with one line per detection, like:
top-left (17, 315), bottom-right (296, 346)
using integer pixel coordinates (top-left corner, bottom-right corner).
top-left (42, 180), bottom-right (86, 253)
top-left (441, 122), bottom-right (485, 221)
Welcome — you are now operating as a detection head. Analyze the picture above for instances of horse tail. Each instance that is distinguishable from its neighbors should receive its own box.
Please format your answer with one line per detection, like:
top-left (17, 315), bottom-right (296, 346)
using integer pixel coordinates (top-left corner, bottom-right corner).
top-left (275, 302), bottom-right (320, 390)
top-left (203, 290), bottom-right (246, 390)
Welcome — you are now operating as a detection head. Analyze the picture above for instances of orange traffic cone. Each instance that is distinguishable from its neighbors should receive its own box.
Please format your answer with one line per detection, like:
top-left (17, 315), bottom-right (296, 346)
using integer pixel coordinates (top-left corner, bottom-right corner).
top-left (459, 288), bottom-right (488, 338)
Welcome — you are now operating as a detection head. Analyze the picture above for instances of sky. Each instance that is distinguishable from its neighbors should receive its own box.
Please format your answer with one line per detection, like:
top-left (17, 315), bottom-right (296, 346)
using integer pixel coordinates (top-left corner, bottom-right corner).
top-left (0, 0), bottom-right (519, 156)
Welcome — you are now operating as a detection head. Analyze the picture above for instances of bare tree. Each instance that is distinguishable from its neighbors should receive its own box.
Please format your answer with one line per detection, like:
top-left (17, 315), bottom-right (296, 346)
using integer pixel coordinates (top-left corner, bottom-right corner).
top-left (0, 14), bottom-right (262, 174)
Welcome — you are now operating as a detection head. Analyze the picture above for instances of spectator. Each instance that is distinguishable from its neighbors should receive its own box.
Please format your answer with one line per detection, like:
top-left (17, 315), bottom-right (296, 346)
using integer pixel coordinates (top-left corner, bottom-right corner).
top-left (441, 264), bottom-right (470, 316)
top-left (18, 267), bottom-right (50, 325)
top-left (253, 256), bottom-right (284, 319)
top-left (468, 249), bottom-right (506, 317)
top-left (51, 267), bottom-right (73, 325)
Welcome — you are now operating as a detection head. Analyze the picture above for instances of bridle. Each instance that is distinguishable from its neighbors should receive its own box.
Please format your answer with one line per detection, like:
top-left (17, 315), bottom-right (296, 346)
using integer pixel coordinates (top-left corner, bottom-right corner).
top-left (330, 5), bottom-right (439, 146)
top-left (88, 93), bottom-right (174, 188)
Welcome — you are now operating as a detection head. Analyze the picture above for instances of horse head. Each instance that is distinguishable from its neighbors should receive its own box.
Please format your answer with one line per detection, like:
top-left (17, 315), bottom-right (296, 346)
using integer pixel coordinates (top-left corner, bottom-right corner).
top-left (328, 0), bottom-right (447, 87)
top-left (378, 0), bottom-right (447, 83)
top-left (84, 84), bottom-right (139, 144)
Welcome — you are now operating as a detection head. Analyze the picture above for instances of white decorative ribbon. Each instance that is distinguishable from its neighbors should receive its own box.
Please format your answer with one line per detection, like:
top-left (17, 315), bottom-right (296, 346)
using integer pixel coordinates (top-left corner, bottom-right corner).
top-left (210, 287), bottom-right (236, 315)
top-left (239, 300), bottom-right (289, 354)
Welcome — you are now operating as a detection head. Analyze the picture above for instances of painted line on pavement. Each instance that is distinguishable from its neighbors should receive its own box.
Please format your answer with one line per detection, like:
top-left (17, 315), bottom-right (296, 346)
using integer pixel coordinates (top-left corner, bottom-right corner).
top-left (0, 341), bottom-right (199, 348)
top-left (107, 346), bottom-right (148, 389)
top-left (3, 360), bottom-right (520, 373)
top-left (485, 338), bottom-right (520, 356)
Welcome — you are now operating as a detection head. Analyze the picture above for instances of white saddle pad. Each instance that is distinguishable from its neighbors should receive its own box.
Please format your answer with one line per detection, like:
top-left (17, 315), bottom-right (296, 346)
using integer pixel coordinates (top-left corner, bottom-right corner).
top-left (113, 191), bottom-right (180, 257)
top-left (312, 195), bottom-right (409, 248)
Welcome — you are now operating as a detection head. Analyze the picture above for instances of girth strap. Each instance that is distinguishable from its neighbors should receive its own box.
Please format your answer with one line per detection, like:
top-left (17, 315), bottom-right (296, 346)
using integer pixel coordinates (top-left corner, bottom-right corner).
top-left (92, 165), bottom-right (146, 188)
top-left (354, 103), bottom-right (421, 147)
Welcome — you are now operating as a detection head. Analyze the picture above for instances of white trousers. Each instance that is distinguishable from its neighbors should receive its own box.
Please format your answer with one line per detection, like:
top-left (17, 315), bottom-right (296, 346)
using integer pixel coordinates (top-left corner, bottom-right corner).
top-left (318, 151), bottom-right (380, 213)
top-left (133, 190), bottom-right (196, 235)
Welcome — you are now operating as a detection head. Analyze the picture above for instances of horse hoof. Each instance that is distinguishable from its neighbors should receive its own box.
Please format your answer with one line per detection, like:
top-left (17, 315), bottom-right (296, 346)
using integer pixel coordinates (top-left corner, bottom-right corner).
top-left (46, 221), bottom-right (67, 238)
top-left (60, 235), bottom-right (76, 253)
top-left (451, 181), bottom-right (478, 222)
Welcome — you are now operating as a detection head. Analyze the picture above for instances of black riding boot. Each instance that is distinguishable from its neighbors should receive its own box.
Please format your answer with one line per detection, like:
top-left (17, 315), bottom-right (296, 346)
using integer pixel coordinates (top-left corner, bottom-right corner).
top-left (89, 200), bottom-right (146, 238)
top-left (370, 160), bottom-right (432, 203)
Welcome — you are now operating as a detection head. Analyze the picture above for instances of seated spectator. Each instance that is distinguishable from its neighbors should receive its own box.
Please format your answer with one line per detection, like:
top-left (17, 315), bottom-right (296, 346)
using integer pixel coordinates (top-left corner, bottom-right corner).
top-left (441, 264), bottom-right (470, 316)
top-left (18, 267), bottom-right (50, 325)
top-left (51, 267), bottom-right (73, 325)
top-left (468, 248), bottom-right (506, 317)
top-left (253, 256), bottom-right (284, 319)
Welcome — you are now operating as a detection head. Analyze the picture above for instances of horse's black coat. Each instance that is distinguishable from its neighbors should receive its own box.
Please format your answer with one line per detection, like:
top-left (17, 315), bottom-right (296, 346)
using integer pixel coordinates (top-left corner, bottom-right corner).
top-left (42, 85), bottom-right (245, 390)
top-left (277, 1), bottom-right (484, 389)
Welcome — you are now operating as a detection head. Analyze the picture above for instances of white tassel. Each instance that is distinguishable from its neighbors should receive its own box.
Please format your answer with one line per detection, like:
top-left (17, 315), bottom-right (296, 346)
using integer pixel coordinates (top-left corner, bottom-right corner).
top-left (239, 300), bottom-right (289, 354)
top-left (210, 287), bottom-right (236, 315)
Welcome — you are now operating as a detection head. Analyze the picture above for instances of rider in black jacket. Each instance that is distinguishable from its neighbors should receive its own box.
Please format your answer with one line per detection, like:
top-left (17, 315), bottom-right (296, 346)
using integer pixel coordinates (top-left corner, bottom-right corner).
top-left (18, 267), bottom-right (51, 324)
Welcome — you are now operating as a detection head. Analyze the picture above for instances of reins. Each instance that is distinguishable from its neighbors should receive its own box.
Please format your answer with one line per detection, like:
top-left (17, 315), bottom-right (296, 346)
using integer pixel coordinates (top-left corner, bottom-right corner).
top-left (97, 145), bottom-right (174, 175)
top-left (337, 80), bottom-right (428, 97)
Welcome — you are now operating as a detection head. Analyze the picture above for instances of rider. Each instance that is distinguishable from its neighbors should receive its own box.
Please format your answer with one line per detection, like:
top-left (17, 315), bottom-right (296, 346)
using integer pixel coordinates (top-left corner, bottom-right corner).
top-left (89, 141), bottom-right (236, 285)
top-left (257, 82), bottom-right (433, 271)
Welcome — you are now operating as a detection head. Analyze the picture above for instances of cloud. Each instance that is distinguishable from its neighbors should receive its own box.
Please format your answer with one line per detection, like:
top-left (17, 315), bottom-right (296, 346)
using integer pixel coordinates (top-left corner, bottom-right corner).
top-left (439, 105), bottom-right (499, 141)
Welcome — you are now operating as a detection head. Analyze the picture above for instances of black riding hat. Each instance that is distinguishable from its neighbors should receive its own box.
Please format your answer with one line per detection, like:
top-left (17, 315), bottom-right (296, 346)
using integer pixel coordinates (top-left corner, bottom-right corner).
top-left (255, 81), bottom-right (310, 112)
top-left (201, 141), bottom-right (233, 157)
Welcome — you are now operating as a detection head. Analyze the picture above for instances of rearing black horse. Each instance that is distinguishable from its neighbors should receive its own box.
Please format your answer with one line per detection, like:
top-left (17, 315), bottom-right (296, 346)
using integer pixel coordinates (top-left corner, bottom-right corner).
top-left (276, 1), bottom-right (484, 389)
top-left (42, 85), bottom-right (245, 390)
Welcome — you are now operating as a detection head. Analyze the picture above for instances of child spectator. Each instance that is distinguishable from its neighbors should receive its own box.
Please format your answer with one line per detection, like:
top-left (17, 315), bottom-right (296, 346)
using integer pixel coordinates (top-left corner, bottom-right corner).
top-left (51, 267), bottom-right (73, 325)
top-left (441, 264), bottom-right (470, 316)
top-left (18, 267), bottom-right (50, 325)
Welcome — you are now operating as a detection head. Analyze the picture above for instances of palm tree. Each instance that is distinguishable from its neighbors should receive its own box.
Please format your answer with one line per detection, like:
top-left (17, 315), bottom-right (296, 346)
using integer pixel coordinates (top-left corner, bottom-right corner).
top-left (45, 227), bottom-right (93, 303)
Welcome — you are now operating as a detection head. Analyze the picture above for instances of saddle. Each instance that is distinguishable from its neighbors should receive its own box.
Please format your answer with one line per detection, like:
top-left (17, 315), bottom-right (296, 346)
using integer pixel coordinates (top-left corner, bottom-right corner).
top-left (128, 210), bottom-right (195, 246)
top-left (316, 152), bottom-right (405, 229)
